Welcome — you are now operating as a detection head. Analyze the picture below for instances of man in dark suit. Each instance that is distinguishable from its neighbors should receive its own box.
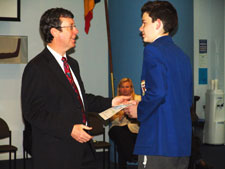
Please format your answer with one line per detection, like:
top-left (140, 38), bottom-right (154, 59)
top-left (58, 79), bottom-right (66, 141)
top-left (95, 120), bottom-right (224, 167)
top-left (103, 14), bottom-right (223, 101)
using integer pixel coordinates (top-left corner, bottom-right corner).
top-left (21, 8), bottom-right (129, 169)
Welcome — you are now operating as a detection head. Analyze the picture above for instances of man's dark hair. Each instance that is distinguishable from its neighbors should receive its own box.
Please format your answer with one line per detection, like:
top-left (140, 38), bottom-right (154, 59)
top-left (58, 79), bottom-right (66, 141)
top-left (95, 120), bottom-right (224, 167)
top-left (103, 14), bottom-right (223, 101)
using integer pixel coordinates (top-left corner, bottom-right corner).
top-left (40, 8), bottom-right (74, 43)
top-left (141, 1), bottom-right (178, 35)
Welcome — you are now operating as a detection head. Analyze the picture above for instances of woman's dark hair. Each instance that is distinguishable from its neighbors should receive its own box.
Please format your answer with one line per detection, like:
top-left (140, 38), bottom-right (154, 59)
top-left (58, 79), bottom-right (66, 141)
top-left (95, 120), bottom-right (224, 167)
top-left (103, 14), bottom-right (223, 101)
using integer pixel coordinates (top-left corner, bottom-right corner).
top-left (40, 8), bottom-right (74, 43)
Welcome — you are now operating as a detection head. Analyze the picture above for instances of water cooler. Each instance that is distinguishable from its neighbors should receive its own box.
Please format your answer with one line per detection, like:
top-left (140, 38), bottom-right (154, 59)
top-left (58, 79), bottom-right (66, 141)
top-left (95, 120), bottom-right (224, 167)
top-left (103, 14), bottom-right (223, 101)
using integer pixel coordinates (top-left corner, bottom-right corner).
top-left (203, 87), bottom-right (225, 145)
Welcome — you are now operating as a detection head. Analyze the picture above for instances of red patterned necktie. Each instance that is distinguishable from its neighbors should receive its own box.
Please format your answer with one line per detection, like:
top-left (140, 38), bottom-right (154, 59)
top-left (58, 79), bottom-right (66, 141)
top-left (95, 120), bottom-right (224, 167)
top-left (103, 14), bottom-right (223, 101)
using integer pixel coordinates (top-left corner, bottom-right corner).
top-left (62, 57), bottom-right (86, 124)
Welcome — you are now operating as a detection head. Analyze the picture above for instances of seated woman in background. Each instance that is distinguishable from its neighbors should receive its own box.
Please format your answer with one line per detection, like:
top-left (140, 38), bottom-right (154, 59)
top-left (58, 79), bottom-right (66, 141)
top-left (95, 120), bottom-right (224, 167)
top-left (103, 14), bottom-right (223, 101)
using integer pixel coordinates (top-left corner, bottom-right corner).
top-left (109, 78), bottom-right (141, 169)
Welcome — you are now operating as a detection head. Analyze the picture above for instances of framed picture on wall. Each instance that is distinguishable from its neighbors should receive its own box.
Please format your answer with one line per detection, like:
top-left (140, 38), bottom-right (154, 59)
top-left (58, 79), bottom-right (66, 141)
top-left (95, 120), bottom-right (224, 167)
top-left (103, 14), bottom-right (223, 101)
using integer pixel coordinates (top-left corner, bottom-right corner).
top-left (0, 36), bottom-right (28, 64)
top-left (0, 0), bottom-right (20, 21)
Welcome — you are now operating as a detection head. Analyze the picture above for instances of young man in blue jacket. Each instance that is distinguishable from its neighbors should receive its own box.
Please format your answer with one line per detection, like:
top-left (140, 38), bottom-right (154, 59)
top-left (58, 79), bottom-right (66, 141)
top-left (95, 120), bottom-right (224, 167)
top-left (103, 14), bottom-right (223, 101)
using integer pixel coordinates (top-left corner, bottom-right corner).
top-left (126, 1), bottom-right (193, 169)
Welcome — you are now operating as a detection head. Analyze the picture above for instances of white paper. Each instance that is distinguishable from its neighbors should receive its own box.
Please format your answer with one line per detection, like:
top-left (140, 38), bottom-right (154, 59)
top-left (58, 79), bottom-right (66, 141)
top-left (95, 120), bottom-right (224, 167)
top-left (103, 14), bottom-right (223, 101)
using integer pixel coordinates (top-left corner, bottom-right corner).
top-left (99, 104), bottom-right (133, 120)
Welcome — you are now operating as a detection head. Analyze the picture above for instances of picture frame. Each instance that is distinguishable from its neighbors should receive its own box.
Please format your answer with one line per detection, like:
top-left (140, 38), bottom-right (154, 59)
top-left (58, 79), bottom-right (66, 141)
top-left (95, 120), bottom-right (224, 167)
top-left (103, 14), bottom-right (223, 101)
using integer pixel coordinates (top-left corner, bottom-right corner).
top-left (0, 35), bottom-right (28, 64)
top-left (0, 0), bottom-right (20, 21)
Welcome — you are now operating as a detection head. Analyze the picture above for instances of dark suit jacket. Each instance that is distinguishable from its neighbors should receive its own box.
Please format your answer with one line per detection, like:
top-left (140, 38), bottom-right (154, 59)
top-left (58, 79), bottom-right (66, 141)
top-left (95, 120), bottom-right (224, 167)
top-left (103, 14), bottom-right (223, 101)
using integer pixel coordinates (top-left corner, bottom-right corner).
top-left (21, 47), bottom-right (112, 169)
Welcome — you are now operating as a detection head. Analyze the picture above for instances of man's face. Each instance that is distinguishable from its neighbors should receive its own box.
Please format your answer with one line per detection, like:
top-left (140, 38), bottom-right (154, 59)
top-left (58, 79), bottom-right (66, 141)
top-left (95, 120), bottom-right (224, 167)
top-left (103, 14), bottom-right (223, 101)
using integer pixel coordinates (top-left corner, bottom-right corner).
top-left (119, 82), bottom-right (133, 96)
top-left (139, 12), bottom-right (158, 43)
top-left (58, 17), bottom-right (79, 51)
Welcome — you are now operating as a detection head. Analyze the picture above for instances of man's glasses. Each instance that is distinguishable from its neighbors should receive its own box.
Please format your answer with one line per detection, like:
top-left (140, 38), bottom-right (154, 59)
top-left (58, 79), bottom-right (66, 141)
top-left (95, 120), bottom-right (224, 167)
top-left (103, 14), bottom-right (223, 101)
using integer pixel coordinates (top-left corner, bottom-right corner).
top-left (56, 25), bottom-right (76, 30)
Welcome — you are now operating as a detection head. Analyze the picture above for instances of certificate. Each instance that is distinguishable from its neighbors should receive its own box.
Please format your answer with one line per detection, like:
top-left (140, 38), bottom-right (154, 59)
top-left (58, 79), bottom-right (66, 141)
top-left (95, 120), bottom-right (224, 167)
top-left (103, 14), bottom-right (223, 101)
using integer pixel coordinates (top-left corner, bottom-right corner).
top-left (99, 104), bottom-right (133, 120)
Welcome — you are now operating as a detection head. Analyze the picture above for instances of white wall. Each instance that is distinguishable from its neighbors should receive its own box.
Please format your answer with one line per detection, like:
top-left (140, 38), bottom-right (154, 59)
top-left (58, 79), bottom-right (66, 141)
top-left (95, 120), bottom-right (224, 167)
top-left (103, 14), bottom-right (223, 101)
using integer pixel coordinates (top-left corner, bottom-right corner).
top-left (0, 0), bottom-right (109, 160)
top-left (194, 0), bottom-right (225, 119)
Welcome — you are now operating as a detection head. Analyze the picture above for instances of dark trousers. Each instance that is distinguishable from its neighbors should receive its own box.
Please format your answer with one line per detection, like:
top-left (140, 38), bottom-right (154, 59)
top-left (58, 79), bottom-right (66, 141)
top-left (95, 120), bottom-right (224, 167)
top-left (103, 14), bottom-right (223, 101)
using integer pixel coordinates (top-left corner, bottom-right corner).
top-left (80, 143), bottom-right (98, 169)
top-left (109, 125), bottom-right (137, 168)
top-left (138, 155), bottom-right (189, 169)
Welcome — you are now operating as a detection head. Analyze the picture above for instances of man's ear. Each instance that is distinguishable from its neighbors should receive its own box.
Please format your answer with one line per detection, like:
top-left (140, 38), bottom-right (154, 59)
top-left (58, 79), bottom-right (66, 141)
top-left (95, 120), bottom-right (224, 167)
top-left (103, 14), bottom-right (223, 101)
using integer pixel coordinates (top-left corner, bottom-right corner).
top-left (50, 27), bottom-right (59, 38)
top-left (156, 18), bottom-right (163, 30)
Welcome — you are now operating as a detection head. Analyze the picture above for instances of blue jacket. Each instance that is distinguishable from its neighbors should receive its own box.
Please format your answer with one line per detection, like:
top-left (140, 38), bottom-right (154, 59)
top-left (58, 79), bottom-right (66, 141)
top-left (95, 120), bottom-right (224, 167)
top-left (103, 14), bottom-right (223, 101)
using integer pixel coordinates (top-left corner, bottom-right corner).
top-left (134, 36), bottom-right (193, 157)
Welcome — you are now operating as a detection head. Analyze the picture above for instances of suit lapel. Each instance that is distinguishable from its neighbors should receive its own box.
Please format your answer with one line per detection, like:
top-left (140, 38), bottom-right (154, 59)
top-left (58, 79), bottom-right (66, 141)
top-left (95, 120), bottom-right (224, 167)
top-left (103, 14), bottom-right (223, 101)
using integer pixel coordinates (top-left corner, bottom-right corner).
top-left (43, 48), bottom-right (76, 98)
top-left (67, 57), bottom-right (86, 97)
top-left (67, 57), bottom-right (87, 110)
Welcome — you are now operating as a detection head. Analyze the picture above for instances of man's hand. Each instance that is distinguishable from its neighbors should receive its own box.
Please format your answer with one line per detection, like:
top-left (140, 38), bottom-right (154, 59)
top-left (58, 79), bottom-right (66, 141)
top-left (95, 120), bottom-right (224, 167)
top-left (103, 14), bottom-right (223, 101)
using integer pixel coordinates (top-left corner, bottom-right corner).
top-left (124, 101), bottom-right (139, 119)
top-left (112, 96), bottom-right (131, 106)
top-left (71, 124), bottom-right (93, 143)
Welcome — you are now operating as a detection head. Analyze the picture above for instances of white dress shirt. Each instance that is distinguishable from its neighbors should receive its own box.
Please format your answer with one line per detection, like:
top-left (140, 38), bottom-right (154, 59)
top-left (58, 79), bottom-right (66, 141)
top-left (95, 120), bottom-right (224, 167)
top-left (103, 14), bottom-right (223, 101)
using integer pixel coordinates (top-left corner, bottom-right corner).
top-left (47, 45), bottom-right (85, 107)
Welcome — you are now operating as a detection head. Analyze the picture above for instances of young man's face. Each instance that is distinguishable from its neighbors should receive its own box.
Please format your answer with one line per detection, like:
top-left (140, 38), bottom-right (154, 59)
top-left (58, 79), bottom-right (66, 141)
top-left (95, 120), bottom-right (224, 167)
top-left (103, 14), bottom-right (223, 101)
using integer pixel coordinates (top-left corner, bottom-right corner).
top-left (139, 12), bottom-right (159, 43)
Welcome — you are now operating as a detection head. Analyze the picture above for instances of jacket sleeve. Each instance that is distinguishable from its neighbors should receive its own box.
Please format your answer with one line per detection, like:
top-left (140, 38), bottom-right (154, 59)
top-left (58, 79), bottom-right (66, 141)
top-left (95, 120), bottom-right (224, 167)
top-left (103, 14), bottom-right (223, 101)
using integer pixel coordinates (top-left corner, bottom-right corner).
top-left (68, 57), bottom-right (113, 113)
top-left (138, 46), bottom-right (167, 122)
top-left (85, 93), bottom-right (112, 113)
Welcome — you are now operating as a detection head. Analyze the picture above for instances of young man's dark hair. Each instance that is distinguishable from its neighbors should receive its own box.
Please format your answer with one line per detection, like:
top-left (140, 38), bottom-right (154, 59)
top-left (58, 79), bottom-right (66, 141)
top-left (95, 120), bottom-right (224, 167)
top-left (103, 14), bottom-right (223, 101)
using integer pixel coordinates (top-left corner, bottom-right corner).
top-left (141, 1), bottom-right (178, 34)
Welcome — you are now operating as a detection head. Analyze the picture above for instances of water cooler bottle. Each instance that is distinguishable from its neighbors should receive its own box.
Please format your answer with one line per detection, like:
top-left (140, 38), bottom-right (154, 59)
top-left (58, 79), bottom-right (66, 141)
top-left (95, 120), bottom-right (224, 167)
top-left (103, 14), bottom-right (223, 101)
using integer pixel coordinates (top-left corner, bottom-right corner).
top-left (203, 89), bottom-right (225, 145)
